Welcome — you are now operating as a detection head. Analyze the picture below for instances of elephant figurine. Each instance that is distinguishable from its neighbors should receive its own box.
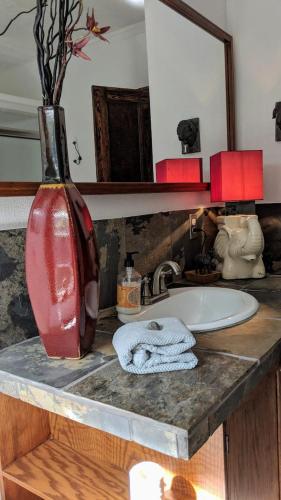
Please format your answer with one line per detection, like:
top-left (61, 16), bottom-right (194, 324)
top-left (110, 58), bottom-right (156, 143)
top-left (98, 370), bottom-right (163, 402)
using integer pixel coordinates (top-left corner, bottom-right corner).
top-left (214, 215), bottom-right (266, 280)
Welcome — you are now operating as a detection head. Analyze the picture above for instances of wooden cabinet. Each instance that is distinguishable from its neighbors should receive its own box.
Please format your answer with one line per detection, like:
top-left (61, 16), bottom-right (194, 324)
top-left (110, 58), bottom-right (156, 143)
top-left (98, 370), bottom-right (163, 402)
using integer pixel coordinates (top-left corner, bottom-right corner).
top-left (0, 395), bottom-right (128, 500)
top-left (278, 368), bottom-right (281, 500)
top-left (0, 367), bottom-right (280, 499)
top-left (225, 370), bottom-right (280, 500)
top-left (0, 393), bottom-right (226, 500)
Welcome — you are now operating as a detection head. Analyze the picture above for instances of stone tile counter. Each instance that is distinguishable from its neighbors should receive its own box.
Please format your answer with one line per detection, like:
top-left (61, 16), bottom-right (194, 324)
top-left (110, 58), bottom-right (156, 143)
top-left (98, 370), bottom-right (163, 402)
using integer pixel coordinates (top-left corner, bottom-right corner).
top-left (0, 333), bottom-right (116, 389)
top-left (0, 277), bottom-right (280, 461)
top-left (69, 352), bottom-right (256, 457)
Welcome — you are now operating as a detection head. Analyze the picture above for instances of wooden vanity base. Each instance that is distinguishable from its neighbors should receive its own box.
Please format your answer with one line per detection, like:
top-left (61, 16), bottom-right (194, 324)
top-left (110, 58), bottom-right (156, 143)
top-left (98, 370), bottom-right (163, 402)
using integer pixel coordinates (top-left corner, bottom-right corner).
top-left (0, 368), bottom-right (280, 499)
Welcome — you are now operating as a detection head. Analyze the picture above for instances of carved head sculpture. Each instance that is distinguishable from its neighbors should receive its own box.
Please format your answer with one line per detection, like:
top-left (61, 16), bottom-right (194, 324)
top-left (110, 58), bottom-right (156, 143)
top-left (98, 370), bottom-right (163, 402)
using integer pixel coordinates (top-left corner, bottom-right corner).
top-left (177, 118), bottom-right (201, 154)
top-left (272, 101), bottom-right (281, 141)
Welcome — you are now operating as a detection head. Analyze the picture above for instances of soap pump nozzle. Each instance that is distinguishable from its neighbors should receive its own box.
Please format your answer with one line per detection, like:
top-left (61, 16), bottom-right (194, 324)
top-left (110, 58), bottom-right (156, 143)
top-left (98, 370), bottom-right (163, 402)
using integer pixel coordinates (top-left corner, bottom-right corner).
top-left (124, 252), bottom-right (138, 268)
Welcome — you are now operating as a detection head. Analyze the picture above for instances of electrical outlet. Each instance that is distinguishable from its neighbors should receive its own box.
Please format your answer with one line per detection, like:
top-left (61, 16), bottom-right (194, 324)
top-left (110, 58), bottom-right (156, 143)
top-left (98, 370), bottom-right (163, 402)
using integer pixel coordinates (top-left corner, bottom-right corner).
top-left (189, 213), bottom-right (199, 239)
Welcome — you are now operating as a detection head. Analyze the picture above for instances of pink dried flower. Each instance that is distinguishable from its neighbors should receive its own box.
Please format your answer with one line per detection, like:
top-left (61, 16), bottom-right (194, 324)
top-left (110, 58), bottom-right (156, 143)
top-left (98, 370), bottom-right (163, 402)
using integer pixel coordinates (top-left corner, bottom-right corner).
top-left (86, 8), bottom-right (110, 42)
top-left (68, 35), bottom-right (91, 60)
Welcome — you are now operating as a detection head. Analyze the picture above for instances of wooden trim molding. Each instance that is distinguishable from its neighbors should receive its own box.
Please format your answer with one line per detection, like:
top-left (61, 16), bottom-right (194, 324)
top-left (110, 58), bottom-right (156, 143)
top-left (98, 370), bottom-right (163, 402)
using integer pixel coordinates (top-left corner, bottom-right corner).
top-left (92, 86), bottom-right (111, 183)
top-left (160, 0), bottom-right (232, 42)
top-left (224, 38), bottom-right (236, 151)
top-left (92, 86), bottom-right (152, 183)
top-left (0, 182), bottom-right (210, 197)
top-left (0, 129), bottom-right (40, 140)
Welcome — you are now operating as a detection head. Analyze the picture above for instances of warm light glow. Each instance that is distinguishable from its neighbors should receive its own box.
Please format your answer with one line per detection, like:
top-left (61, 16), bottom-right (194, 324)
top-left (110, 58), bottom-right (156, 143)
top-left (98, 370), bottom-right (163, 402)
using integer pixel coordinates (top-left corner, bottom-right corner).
top-left (193, 485), bottom-right (222, 500)
top-left (130, 462), bottom-right (166, 500)
top-left (126, 0), bottom-right (144, 6)
top-left (130, 461), bottom-right (224, 500)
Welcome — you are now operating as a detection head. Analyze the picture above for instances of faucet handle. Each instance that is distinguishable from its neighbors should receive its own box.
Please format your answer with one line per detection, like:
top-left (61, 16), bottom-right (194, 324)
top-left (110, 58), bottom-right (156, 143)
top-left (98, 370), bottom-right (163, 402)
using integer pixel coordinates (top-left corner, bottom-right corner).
top-left (141, 274), bottom-right (152, 305)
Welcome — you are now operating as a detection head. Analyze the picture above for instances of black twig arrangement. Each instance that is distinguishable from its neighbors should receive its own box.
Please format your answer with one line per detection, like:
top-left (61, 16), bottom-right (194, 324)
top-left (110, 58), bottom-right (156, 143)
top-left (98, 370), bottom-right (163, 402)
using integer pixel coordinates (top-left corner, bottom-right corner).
top-left (0, 1), bottom-right (110, 106)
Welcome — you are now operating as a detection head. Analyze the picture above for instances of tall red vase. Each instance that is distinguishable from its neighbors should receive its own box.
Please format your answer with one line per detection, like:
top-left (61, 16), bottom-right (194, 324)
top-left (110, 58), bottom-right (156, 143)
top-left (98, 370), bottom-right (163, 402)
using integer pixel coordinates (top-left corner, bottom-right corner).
top-left (25, 106), bottom-right (100, 359)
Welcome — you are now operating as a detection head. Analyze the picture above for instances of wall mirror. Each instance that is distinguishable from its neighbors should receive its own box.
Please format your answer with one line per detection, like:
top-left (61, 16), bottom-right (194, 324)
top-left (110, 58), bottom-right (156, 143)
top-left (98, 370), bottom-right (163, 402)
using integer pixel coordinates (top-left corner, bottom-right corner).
top-left (0, 107), bottom-right (40, 182)
top-left (0, 0), bottom-right (234, 195)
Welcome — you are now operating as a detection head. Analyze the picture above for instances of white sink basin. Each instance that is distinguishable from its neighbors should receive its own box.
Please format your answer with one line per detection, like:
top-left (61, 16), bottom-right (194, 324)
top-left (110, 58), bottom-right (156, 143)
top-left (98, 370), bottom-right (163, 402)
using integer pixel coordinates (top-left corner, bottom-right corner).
top-left (118, 287), bottom-right (259, 332)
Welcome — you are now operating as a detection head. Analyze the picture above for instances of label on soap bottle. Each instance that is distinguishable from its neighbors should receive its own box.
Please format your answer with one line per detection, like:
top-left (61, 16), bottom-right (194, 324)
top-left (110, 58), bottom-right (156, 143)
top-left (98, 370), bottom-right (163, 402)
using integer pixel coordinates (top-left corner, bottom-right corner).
top-left (117, 283), bottom-right (141, 309)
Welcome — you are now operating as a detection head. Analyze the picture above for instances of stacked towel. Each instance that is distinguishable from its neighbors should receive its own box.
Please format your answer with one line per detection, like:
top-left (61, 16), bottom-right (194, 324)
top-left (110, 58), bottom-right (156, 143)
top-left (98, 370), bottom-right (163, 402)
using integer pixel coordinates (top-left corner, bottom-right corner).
top-left (112, 317), bottom-right (198, 374)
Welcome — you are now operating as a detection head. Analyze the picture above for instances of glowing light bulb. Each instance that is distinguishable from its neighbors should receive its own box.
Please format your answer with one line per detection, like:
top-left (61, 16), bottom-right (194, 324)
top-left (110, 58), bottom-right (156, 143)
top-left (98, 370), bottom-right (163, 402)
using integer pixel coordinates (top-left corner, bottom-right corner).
top-left (127, 0), bottom-right (145, 6)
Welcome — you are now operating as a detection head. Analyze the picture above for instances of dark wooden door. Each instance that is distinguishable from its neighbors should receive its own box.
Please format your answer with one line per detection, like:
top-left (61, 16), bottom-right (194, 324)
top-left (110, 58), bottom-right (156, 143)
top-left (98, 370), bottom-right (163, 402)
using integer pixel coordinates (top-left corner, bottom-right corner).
top-left (225, 369), bottom-right (280, 500)
top-left (92, 86), bottom-right (153, 182)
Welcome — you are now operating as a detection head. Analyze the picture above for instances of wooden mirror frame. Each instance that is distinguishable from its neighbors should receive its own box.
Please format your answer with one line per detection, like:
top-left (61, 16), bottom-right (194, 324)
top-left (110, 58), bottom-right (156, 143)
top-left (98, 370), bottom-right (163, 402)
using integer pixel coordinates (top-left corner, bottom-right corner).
top-left (0, 0), bottom-right (234, 197)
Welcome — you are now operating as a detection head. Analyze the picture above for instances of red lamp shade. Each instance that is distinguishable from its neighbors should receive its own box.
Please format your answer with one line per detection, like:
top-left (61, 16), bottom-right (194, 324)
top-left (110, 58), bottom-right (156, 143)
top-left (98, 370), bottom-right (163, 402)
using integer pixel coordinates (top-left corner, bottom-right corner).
top-left (210, 150), bottom-right (263, 202)
top-left (156, 158), bottom-right (203, 183)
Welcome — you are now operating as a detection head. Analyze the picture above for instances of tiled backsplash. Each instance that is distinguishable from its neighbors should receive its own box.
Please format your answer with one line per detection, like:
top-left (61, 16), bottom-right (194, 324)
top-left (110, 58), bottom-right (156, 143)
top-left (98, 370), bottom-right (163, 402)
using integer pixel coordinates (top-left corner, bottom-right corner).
top-left (0, 209), bottom-right (217, 348)
top-left (256, 204), bottom-right (281, 273)
top-left (0, 230), bottom-right (37, 349)
top-left (96, 210), bottom-right (216, 309)
top-left (2, 204), bottom-right (281, 350)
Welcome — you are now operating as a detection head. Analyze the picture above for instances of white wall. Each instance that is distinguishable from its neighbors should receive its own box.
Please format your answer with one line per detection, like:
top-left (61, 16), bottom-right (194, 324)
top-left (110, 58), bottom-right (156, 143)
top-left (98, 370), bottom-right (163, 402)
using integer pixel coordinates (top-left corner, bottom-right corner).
top-left (226, 0), bottom-right (281, 203)
top-left (0, 136), bottom-right (41, 181)
top-left (0, 191), bottom-right (212, 230)
top-left (145, 0), bottom-right (227, 181)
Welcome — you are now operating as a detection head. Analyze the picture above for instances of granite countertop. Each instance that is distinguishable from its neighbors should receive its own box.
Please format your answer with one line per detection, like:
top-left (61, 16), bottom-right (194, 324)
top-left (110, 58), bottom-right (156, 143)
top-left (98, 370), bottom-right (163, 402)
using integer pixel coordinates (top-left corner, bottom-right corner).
top-left (0, 277), bottom-right (281, 460)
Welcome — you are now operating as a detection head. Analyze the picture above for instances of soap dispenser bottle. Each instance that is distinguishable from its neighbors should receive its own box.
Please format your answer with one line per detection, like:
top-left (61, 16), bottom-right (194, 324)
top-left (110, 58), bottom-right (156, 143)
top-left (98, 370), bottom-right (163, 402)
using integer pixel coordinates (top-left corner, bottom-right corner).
top-left (117, 252), bottom-right (142, 315)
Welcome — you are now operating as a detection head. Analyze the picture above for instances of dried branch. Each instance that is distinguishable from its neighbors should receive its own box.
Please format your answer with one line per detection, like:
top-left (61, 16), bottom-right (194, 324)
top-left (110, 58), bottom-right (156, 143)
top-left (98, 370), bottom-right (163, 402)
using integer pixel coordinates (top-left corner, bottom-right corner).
top-left (1, 0), bottom-right (110, 106)
top-left (0, 3), bottom-right (47, 37)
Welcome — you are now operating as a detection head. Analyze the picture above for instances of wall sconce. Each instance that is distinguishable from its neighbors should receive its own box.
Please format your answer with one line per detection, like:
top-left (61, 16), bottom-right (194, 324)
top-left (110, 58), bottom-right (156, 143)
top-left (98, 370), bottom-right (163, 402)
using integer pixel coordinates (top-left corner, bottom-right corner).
top-left (210, 150), bottom-right (263, 206)
top-left (272, 101), bottom-right (281, 141)
top-left (156, 158), bottom-right (203, 183)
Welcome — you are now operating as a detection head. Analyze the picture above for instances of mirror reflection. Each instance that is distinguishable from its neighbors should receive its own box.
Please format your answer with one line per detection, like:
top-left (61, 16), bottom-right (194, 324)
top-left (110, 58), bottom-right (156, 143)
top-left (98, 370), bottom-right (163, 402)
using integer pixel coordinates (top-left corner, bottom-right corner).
top-left (0, 0), bottom-right (229, 184)
top-left (0, 108), bottom-right (40, 181)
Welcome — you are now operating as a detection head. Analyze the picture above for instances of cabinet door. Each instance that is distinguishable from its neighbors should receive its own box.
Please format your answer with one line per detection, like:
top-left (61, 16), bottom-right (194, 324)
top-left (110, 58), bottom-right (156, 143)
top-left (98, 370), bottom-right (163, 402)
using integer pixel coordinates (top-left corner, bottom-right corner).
top-left (225, 370), bottom-right (280, 500)
top-left (93, 86), bottom-right (153, 182)
top-left (277, 367), bottom-right (281, 500)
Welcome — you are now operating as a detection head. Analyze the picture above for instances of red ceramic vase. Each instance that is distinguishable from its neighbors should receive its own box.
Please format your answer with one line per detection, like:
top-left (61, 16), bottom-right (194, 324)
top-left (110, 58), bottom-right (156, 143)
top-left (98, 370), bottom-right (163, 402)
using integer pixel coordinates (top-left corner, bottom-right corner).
top-left (25, 106), bottom-right (100, 359)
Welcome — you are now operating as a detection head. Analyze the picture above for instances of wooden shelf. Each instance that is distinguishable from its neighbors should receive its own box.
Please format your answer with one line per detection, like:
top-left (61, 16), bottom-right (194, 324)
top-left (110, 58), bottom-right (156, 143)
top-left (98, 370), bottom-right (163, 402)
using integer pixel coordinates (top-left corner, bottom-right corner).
top-left (0, 393), bottom-right (226, 499)
top-left (0, 181), bottom-right (210, 197)
top-left (3, 439), bottom-right (129, 500)
top-left (3, 479), bottom-right (41, 500)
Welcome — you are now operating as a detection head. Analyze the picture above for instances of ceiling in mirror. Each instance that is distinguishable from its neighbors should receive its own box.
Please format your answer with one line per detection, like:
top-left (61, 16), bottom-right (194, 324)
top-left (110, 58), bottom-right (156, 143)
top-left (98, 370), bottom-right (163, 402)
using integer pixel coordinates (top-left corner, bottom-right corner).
top-left (0, 109), bottom-right (38, 134)
top-left (0, 0), bottom-right (145, 70)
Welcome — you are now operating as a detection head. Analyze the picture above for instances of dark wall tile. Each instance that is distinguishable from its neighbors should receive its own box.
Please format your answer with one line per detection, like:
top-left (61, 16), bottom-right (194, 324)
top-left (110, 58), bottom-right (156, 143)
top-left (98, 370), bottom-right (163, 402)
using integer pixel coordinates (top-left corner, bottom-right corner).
top-left (94, 218), bottom-right (126, 309)
top-left (0, 247), bottom-right (16, 281)
top-left (0, 229), bottom-right (37, 349)
top-left (170, 209), bottom-right (203, 270)
top-left (170, 210), bottom-right (218, 271)
top-left (0, 208), bottom-right (219, 349)
top-left (202, 211), bottom-right (219, 252)
top-left (1, 204), bottom-right (280, 352)
top-left (124, 213), bottom-right (172, 276)
top-left (256, 204), bottom-right (281, 273)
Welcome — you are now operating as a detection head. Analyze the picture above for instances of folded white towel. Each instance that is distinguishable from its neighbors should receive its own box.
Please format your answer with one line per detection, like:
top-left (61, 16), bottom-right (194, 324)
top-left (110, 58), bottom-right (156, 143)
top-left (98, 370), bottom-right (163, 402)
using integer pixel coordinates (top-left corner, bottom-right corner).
top-left (112, 317), bottom-right (198, 374)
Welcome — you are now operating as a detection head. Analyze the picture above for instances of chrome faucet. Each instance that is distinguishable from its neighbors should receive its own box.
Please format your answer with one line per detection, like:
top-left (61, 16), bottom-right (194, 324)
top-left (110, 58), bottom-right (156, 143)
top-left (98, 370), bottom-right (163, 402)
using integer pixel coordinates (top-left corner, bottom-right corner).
top-left (152, 260), bottom-right (182, 297)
